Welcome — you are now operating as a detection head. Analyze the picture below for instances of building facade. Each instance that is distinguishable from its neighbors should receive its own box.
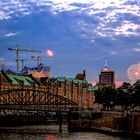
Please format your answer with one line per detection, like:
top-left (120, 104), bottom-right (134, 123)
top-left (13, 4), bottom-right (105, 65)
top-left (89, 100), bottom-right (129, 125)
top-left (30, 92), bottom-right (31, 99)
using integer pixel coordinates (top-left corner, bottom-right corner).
top-left (0, 70), bottom-right (95, 109)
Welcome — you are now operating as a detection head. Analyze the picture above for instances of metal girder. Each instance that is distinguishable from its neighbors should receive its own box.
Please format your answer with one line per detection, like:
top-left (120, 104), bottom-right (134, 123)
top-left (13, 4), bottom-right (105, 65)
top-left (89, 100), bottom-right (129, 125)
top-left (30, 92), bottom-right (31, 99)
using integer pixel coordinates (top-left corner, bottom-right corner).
top-left (0, 89), bottom-right (78, 111)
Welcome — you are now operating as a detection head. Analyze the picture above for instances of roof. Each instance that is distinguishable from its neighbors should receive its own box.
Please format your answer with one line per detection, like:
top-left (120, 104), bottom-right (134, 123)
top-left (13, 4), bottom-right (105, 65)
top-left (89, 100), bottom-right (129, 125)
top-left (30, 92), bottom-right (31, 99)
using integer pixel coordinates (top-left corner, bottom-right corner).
top-left (1, 70), bottom-right (95, 92)
top-left (73, 79), bottom-right (86, 85)
top-left (57, 77), bottom-right (87, 85)
top-left (87, 86), bottom-right (96, 91)
top-left (21, 63), bottom-right (50, 73)
top-left (75, 70), bottom-right (86, 81)
top-left (57, 77), bottom-right (66, 82)
top-left (7, 74), bottom-right (36, 86)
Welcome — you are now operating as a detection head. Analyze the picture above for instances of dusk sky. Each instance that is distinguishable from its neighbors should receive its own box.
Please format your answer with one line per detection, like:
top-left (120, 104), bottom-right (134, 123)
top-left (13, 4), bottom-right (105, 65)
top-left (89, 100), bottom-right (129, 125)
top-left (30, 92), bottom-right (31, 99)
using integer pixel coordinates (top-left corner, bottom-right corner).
top-left (0, 0), bottom-right (140, 83)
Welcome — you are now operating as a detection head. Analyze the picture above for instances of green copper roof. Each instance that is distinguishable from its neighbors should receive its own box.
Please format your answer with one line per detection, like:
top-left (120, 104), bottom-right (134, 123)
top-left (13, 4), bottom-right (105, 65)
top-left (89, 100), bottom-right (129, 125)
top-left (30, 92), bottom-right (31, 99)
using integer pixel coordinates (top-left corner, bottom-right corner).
top-left (57, 77), bottom-right (87, 85)
top-left (7, 74), bottom-right (35, 86)
top-left (87, 86), bottom-right (96, 91)
top-left (73, 79), bottom-right (86, 85)
top-left (57, 77), bottom-right (66, 82)
top-left (7, 74), bottom-right (19, 85)
top-left (66, 78), bottom-right (73, 82)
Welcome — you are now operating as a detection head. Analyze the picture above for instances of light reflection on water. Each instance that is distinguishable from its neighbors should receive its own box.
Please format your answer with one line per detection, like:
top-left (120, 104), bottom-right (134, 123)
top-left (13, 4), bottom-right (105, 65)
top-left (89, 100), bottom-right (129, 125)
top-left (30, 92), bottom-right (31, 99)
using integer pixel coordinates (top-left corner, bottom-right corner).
top-left (0, 132), bottom-right (133, 140)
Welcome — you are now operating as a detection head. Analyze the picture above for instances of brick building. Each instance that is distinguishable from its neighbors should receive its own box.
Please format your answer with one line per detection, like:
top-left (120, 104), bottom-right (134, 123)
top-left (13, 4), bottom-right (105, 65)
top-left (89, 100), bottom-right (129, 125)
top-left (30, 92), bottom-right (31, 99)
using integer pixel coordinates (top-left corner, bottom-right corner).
top-left (0, 70), bottom-right (95, 109)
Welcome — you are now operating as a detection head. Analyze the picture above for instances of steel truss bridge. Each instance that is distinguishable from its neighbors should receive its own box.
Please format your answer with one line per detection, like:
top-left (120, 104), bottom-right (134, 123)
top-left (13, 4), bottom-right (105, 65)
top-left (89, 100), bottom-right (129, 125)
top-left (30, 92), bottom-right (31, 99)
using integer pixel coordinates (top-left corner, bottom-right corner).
top-left (0, 89), bottom-right (78, 112)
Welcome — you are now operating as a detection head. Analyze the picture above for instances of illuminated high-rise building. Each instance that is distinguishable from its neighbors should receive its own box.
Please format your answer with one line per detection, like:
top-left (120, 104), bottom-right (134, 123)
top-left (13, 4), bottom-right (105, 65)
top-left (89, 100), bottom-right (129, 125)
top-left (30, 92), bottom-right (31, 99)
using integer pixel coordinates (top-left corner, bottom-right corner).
top-left (99, 60), bottom-right (115, 88)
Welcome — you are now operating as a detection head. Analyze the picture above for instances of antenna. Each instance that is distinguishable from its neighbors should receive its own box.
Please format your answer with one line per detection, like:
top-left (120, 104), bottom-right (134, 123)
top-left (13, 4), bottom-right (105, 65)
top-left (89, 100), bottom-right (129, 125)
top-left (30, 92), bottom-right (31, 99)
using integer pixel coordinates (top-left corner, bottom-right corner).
top-left (105, 58), bottom-right (108, 67)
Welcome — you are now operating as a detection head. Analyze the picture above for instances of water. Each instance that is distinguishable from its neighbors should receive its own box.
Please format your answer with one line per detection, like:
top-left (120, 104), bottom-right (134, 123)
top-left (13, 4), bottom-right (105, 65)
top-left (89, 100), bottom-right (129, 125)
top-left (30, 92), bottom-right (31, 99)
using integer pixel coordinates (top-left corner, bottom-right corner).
top-left (0, 132), bottom-right (133, 140)
top-left (0, 125), bottom-right (135, 140)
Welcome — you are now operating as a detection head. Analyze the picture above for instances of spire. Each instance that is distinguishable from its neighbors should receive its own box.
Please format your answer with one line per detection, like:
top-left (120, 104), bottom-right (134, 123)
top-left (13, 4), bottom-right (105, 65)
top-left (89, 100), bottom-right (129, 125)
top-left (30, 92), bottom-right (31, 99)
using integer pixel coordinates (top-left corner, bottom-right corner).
top-left (105, 58), bottom-right (107, 68)
top-left (102, 58), bottom-right (109, 72)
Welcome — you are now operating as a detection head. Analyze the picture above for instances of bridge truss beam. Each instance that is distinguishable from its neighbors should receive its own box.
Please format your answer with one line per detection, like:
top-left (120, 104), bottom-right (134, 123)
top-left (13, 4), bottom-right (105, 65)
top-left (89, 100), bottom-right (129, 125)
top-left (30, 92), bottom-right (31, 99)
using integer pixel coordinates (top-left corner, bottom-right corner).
top-left (0, 89), bottom-right (78, 112)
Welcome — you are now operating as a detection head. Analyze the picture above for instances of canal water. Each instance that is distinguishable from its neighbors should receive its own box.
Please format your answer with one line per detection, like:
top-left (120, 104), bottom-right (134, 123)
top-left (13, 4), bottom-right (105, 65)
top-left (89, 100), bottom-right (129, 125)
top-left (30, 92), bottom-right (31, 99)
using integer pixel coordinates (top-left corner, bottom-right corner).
top-left (0, 132), bottom-right (134, 140)
top-left (0, 125), bottom-right (135, 140)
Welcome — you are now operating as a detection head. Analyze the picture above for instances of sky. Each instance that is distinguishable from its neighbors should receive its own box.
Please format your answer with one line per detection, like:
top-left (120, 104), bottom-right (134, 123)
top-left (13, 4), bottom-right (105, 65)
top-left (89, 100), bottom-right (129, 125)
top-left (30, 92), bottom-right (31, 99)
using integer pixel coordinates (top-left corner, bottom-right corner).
top-left (0, 0), bottom-right (140, 83)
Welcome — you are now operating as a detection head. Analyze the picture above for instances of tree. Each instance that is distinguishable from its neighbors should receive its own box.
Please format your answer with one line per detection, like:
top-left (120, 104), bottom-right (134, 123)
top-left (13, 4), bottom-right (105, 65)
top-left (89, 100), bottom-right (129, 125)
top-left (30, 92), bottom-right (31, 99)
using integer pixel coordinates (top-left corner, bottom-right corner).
top-left (95, 86), bottom-right (117, 109)
top-left (116, 82), bottom-right (133, 109)
top-left (132, 80), bottom-right (140, 106)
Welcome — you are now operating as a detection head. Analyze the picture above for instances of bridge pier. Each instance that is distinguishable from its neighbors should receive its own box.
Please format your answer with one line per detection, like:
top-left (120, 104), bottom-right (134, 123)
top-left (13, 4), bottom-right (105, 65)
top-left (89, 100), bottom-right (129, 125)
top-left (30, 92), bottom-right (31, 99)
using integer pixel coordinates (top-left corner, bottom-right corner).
top-left (58, 112), bottom-right (63, 133)
top-left (67, 111), bottom-right (71, 132)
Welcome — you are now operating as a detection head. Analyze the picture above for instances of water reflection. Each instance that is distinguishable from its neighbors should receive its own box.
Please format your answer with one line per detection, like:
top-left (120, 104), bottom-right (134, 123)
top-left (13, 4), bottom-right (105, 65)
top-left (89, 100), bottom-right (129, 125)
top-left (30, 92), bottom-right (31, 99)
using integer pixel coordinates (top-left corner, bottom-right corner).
top-left (0, 132), bottom-right (133, 140)
top-left (45, 135), bottom-right (57, 140)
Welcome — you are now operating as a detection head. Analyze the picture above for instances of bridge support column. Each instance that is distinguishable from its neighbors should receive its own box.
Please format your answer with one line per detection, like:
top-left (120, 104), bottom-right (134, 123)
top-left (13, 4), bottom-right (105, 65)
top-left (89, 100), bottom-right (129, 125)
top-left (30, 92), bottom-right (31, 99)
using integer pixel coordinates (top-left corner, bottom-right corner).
top-left (58, 112), bottom-right (63, 133)
top-left (67, 111), bottom-right (72, 132)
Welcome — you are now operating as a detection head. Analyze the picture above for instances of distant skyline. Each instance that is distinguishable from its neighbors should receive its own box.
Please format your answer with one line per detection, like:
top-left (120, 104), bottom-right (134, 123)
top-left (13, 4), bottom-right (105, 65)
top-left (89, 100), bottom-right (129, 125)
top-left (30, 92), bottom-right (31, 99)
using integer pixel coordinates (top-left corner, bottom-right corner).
top-left (0, 0), bottom-right (140, 83)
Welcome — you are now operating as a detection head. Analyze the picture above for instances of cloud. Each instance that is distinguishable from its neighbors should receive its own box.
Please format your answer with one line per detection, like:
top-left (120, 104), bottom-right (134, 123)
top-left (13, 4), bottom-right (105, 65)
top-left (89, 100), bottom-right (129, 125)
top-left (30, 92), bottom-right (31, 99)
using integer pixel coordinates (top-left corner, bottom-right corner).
top-left (110, 51), bottom-right (118, 55)
top-left (133, 48), bottom-right (140, 52)
top-left (4, 32), bottom-right (19, 37)
top-left (0, 1), bottom-right (35, 20)
top-left (0, 10), bottom-right (10, 20)
top-left (0, 0), bottom-right (139, 39)
top-left (113, 21), bottom-right (140, 36)
top-left (0, 57), bottom-right (5, 61)
top-left (0, 0), bottom-right (139, 18)
top-left (0, 58), bottom-right (15, 67)
top-left (73, 18), bottom-right (140, 40)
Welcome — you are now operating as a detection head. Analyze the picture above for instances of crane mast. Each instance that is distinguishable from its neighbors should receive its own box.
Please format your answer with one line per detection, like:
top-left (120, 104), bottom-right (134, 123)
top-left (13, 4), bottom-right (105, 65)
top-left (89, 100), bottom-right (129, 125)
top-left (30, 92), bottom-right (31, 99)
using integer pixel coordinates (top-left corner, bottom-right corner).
top-left (8, 44), bottom-right (41, 72)
top-left (18, 59), bottom-right (27, 70)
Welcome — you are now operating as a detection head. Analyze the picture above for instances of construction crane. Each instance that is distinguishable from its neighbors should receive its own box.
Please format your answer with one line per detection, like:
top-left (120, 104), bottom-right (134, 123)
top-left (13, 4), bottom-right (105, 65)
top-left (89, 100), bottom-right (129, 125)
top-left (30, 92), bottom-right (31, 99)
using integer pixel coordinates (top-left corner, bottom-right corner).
top-left (18, 59), bottom-right (27, 70)
top-left (8, 44), bottom-right (41, 72)
top-left (18, 58), bottom-right (39, 70)
top-left (31, 55), bottom-right (54, 66)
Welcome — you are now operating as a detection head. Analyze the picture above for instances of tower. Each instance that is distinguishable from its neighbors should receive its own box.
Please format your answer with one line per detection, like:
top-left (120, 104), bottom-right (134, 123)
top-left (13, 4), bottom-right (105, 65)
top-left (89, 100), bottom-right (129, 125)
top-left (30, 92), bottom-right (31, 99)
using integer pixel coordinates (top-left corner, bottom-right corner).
top-left (99, 60), bottom-right (115, 88)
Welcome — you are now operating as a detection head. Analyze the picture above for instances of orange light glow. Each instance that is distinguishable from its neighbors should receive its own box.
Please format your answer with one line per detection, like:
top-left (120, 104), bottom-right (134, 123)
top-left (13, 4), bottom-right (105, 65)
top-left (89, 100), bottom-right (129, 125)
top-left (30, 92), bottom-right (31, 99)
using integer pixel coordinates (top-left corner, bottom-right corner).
top-left (101, 66), bottom-right (109, 72)
top-left (46, 49), bottom-right (54, 57)
top-left (28, 71), bottom-right (50, 78)
top-left (45, 135), bottom-right (57, 140)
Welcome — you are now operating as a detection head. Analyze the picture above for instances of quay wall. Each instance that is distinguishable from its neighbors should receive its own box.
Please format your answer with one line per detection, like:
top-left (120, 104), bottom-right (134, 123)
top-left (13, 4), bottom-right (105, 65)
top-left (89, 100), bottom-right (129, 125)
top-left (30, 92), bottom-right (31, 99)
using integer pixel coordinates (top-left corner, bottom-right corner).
top-left (68, 111), bottom-right (140, 136)
top-left (126, 113), bottom-right (140, 135)
top-left (1, 111), bottom-right (140, 136)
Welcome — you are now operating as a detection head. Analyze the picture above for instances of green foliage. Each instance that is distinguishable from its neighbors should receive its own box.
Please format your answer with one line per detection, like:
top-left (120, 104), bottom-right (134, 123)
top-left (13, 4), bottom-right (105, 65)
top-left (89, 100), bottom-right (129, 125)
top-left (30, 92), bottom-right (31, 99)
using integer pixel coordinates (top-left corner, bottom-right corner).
top-left (94, 86), bottom-right (117, 106)
top-left (116, 82), bottom-right (132, 106)
top-left (132, 80), bottom-right (140, 106)
top-left (94, 80), bottom-right (140, 108)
